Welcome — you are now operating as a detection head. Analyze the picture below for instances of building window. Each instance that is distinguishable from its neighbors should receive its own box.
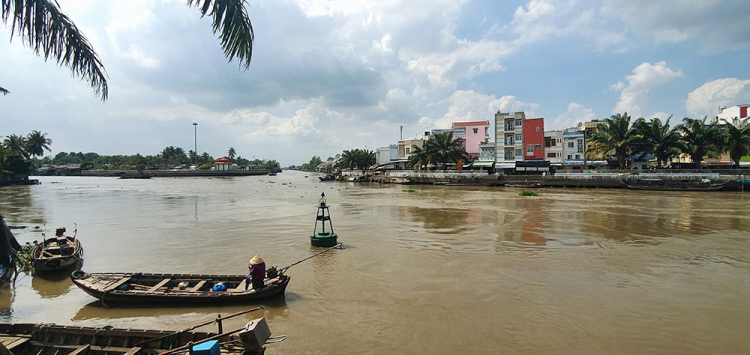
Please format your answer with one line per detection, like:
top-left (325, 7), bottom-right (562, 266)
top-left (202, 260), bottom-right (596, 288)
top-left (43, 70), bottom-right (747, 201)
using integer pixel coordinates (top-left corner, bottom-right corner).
top-left (567, 142), bottom-right (574, 148)
top-left (515, 149), bottom-right (523, 157)
top-left (536, 127), bottom-right (540, 132)
top-left (506, 136), bottom-right (513, 145)
top-left (557, 138), bottom-right (562, 144)
top-left (515, 119), bottom-right (522, 127)
top-left (547, 152), bottom-right (556, 158)
top-left (575, 154), bottom-right (581, 159)
top-left (405, 147), bottom-right (410, 154)
top-left (550, 139), bottom-right (556, 146)
top-left (545, 137), bottom-right (551, 147)
top-left (515, 134), bottom-right (522, 142)
top-left (567, 155), bottom-right (572, 159)
top-left (577, 139), bottom-right (584, 153)
top-left (557, 152), bottom-right (561, 157)
top-left (527, 144), bottom-right (533, 155)
top-left (535, 144), bottom-right (542, 150)
top-left (473, 128), bottom-right (478, 134)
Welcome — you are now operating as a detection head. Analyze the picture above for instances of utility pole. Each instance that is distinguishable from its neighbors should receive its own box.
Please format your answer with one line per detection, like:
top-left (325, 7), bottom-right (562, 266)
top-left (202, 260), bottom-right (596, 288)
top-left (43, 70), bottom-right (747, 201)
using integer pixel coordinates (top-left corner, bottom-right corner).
top-left (193, 123), bottom-right (198, 165)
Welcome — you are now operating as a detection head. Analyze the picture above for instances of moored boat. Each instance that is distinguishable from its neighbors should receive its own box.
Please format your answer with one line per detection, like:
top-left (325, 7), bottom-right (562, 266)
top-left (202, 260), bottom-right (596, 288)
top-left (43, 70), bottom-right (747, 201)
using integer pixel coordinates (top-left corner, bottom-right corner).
top-left (29, 226), bottom-right (83, 272)
top-left (71, 271), bottom-right (289, 305)
top-left (318, 174), bottom-right (335, 181)
top-left (0, 316), bottom-right (274, 355)
top-left (623, 178), bottom-right (727, 191)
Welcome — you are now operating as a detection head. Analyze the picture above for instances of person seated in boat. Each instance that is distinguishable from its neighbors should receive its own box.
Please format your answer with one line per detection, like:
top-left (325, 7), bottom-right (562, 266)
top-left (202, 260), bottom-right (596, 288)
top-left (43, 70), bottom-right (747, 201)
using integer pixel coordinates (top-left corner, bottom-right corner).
top-left (245, 255), bottom-right (266, 290)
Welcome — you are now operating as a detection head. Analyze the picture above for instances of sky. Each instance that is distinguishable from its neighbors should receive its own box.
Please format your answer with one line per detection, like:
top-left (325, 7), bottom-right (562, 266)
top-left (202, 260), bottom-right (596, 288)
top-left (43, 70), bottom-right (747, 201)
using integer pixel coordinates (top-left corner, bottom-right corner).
top-left (2, 0), bottom-right (750, 166)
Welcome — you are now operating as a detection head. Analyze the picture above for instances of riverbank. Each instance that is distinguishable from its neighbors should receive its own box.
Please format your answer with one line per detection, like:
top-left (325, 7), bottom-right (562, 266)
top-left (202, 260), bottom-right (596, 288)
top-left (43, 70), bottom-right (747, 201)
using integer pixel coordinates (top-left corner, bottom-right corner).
top-left (363, 170), bottom-right (748, 191)
top-left (79, 169), bottom-right (270, 177)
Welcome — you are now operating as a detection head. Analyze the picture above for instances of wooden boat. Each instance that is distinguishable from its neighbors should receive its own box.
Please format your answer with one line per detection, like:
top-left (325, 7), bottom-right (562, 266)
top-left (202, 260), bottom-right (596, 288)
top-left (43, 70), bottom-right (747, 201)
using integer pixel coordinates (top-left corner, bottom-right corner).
top-left (623, 179), bottom-right (727, 191)
top-left (0, 316), bottom-right (274, 355)
top-left (29, 227), bottom-right (83, 272)
top-left (318, 175), bottom-right (335, 181)
top-left (71, 271), bottom-right (290, 305)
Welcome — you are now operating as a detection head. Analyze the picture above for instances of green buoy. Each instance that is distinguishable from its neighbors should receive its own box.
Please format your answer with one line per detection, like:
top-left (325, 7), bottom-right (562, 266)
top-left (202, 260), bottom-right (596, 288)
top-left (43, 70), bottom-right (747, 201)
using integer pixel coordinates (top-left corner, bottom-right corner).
top-left (310, 192), bottom-right (338, 247)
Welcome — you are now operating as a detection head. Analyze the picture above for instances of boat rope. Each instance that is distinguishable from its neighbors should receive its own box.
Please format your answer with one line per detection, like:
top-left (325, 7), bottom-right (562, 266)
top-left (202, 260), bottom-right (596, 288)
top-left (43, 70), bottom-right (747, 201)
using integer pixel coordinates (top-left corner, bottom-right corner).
top-left (278, 243), bottom-right (344, 275)
top-left (100, 289), bottom-right (111, 308)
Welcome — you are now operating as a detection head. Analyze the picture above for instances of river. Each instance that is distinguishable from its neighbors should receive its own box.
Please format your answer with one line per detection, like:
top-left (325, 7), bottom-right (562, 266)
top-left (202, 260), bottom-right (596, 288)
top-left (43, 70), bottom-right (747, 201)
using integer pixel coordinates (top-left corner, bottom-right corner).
top-left (1, 171), bottom-right (749, 354)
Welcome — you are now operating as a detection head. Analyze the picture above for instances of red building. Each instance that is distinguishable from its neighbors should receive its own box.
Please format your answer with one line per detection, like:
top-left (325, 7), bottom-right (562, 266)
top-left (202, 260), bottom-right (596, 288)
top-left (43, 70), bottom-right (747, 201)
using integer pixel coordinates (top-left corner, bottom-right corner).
top-left (522, 118), bottom-right (544, 160)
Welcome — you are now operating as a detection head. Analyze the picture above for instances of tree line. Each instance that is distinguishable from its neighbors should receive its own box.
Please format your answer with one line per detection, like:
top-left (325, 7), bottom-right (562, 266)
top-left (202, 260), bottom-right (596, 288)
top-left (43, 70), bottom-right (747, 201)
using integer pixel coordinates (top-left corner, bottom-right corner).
top-left (1, 131), bottom-right (52, 182)
top-left (587, 113), bottom-right (750, 169)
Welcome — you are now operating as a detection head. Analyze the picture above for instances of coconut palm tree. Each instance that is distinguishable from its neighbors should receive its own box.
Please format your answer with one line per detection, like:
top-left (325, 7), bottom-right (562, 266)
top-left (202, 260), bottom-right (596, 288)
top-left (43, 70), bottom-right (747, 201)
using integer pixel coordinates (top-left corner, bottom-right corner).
top-left (25, 131), bottom-right (52, 158)
top-left (1, 0), bottom-right (255, 101)
top-left (720, 117), bottom-right (750, 169)
top-left (425, 131), bottom-right (469, 170)
top-left (633, 116), bottom-right (684, 168)
top-left (407, 145), bottom-right (430, 170)
top-left (3, 134), bottom-right (28, 159)
top-left (586, 113), bottom-right (640, 169)
top-left (677, 117), bottom-right (724, 168)
top-left (228, 147), bottom-right (237, 161)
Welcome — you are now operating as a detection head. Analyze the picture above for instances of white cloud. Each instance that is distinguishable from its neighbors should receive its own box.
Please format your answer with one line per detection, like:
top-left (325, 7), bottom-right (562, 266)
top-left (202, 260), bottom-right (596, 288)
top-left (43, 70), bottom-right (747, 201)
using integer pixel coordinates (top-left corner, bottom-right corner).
top-left (612, 61), bottom-right (683, 117)
top-left (602, 0), bottom-right (750, 52)
top-left (550, 102), bottom-right (598, 130)
top-left (422, 90), bottom-right (538, 130)
top-left (245, 103), bottom-right (346, 138)
top-left (686, 78), bottom-right (750, 116)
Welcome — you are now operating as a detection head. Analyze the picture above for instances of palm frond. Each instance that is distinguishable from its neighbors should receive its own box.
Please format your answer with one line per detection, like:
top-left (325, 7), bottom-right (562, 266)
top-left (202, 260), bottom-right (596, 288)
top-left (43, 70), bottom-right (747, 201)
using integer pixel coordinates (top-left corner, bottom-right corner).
top-left (0, 86), bottom-right (9, 95)
top-left (1, 0), bottom-right (108, 100)
top-left (188, 0), bottom-right (254, 70)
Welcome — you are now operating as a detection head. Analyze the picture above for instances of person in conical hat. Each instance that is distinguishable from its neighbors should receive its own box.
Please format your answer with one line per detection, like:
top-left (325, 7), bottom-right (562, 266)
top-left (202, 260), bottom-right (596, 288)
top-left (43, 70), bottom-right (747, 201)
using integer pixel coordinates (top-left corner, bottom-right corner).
top-left (246, 255), bottom-right (266, 290)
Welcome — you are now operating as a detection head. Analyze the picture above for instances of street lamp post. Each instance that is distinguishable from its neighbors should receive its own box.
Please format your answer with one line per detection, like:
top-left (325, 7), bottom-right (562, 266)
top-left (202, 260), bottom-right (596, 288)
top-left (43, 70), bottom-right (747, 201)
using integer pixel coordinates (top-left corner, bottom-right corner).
top-left (192, 123), bottom-right (198, 166)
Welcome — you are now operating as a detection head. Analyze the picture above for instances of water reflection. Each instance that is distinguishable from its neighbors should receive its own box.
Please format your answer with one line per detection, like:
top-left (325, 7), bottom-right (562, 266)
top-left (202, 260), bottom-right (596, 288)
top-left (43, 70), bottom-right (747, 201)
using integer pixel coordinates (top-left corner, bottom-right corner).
top-left (31, 269), bottom-right (76, 299)
top-left (398, 206), bottom-right (477, 233)
top-left (0, 283), bottom-right (13, 319)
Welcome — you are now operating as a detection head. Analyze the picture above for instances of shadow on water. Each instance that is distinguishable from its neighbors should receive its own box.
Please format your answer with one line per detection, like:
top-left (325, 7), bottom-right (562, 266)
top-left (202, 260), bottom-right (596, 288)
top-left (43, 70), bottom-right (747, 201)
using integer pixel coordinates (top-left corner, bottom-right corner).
top-left (0, 282), bottom-right (14, 319)
top-left (72, 294), bottom-right (289, 322)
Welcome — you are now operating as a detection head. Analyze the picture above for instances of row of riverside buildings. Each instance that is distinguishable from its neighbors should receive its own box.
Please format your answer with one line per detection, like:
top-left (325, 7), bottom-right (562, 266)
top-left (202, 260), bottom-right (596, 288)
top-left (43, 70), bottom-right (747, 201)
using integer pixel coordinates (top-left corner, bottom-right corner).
top-left (375, 111), bottom-right (607, 172)
top-left (374, 104), bottom-right (750, 172)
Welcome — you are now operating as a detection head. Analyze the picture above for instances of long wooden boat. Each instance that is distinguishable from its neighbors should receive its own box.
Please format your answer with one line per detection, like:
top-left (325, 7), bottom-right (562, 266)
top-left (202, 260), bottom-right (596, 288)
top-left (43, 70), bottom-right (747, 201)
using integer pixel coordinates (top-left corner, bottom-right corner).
top-left (623, 179), bottom-right (727, 191)
top-left (0, 319), bottom-right (270, 355)
top-left (71, 271), bottom-right (289, 305)
top-left (29, 227), bottom-right (83, 272)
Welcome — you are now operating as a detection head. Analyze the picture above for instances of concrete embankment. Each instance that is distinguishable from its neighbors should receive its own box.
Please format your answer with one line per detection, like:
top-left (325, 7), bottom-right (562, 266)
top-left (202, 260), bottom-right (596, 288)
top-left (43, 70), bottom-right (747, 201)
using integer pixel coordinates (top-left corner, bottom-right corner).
top-left (369, 171), bottom-right (746, 190)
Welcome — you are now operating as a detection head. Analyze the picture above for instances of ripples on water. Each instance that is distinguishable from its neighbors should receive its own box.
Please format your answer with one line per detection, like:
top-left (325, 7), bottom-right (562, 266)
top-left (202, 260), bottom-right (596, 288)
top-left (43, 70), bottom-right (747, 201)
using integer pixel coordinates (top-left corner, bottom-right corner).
top-left (1, 173), bottom-right (749, 354)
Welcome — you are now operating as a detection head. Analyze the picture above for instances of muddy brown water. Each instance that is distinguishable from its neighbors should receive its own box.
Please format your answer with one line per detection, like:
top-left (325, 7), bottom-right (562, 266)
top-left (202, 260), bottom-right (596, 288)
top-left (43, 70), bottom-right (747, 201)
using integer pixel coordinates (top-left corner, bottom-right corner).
top-left (1, 172), bottom-right (749, 354)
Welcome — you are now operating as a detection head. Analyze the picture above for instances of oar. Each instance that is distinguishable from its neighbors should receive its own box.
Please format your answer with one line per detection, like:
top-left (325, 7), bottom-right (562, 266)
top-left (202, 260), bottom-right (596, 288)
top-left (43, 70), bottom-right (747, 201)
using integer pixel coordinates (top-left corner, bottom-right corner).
top-left (133, 306), bottom-right (264, 347)
top-left (278, 243), bottom-right (344, 275)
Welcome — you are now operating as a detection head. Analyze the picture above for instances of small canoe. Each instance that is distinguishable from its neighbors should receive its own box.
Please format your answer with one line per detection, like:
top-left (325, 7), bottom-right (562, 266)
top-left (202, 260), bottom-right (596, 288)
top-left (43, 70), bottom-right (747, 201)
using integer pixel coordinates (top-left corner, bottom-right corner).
top-left (0, 320), bottom-right (270, 355)
top-left (29, 227), bottom-right (83, 272)
top-left (71, 271), bottom-right (289, 305)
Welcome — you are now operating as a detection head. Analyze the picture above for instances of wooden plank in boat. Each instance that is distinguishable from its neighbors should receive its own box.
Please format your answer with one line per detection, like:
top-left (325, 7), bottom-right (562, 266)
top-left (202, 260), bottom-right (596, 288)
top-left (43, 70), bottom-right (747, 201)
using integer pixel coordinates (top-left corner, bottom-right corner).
top-left (68, 344), bottom-right (90, 355)
top-left (124, 346), bottom-right (142, 355)
top-left (146, 279), bottom-right (171, 293)
top-left (189, 280), bottom-right (207, 292)
top-left (2, 336), bottom-right (30, 350)
top-left (103, 276), bottom-right (132, 291)
top-left (233, 279), bottom-right (247, 292)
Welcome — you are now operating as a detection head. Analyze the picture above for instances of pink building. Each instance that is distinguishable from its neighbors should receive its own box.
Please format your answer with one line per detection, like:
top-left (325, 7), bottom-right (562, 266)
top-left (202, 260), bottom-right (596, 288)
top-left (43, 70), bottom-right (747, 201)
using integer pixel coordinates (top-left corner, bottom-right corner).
top-left (451, 121), bottom-right (491, 159)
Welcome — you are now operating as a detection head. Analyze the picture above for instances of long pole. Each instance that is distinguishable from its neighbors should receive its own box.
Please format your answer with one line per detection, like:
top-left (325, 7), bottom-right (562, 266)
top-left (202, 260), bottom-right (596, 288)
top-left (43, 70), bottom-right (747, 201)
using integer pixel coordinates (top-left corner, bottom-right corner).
top-left (193, 123), bottom-right (198, 165)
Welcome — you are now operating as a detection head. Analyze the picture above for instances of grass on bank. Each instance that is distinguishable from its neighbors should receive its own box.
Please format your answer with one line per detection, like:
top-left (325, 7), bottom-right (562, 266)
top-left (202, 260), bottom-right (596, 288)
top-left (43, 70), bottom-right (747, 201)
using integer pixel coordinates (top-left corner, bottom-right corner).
top-left (519, 191), bottom-right (539, 196)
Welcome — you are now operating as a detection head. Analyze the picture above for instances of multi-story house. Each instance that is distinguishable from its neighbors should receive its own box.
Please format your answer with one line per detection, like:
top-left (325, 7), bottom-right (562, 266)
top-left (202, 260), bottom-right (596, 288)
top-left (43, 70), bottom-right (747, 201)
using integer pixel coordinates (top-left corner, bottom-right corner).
top-left (494, 111), bottom-right (526, 168)
top-left (376, 144), bottom-right (398, 165)
top-left (523, 118), bottom-right (544, 160)
top-left (714, 104), bottom-right (750, 123)
top-left (562, 130), bottom-right (585, 166)
top-left (544, 130), bottom-right (563, 164)
top-left (397, 138), bottom-right (424, 160)
top-left (451, 121), bottom-right (491, 159)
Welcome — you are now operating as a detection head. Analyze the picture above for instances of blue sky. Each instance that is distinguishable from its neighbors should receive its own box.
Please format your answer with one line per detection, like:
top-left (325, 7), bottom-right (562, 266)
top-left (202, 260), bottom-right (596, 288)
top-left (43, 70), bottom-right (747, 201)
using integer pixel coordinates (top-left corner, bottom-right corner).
top-left (2, 0), bottom-right (750, 165)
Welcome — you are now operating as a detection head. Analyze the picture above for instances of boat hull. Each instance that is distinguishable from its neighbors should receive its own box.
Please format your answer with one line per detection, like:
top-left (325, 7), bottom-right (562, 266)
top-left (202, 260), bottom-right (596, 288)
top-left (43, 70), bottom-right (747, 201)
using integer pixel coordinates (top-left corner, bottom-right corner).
top-left (71, 272), bottom-right (289, 305)
top-left (0, 322), bottom-right (265, 355)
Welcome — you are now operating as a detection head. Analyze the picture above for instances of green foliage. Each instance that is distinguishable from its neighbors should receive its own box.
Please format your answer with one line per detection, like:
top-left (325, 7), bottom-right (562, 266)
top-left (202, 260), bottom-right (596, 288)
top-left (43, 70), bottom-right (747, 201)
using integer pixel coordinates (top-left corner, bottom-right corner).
top-left (677, 117), bottom-right (724, 167)
top-left (299, 156), bottom-right (323, 171)
top-left (720, 117), bottom-right (750, 168)
top-left (586, 113), bottom-right (640, 169)
top-left (633, 116), bottom-right (684, 168)
top-left (16, 241), bottom-right (37, 273)
top-left (337, 149), bottom-right (375, 170)
top-left (425, 131), bottom-right (469, 170)
top-left (519, 191), bottom-right (539, 196)
top-left (1, 131), bottom-right (52, 182)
